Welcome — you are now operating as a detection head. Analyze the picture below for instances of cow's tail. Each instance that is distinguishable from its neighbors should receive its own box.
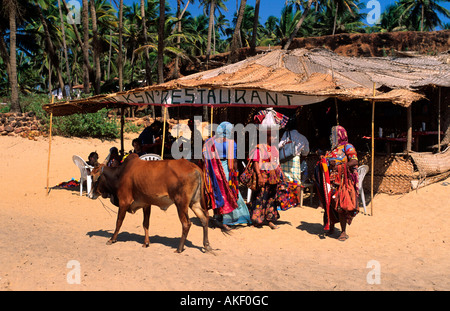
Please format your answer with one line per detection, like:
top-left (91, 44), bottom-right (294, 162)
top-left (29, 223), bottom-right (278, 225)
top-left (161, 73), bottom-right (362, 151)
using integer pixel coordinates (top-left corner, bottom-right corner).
top-left (197, 166), bottom-right (231, 234)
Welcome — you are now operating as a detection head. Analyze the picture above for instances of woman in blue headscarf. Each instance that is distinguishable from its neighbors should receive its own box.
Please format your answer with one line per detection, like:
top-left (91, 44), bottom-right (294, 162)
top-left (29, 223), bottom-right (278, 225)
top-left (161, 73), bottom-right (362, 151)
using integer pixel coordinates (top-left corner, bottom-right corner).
top-left (203, 121), bottom-right (251, 227)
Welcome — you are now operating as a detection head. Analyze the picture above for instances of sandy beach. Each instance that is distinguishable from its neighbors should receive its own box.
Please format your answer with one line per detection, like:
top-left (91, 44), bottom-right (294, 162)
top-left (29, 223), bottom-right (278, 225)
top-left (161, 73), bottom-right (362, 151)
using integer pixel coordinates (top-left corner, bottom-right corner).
top-left (0, 134), bottom-right (449, 291)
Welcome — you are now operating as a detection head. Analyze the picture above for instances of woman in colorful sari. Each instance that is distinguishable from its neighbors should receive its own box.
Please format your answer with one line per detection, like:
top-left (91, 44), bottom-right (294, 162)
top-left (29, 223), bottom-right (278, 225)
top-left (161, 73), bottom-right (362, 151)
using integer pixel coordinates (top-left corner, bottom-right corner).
top-left (314, 125), bottom-right (359, 241)
top-left (250, 127), bottom-right (290, 229)
top-left (203, 122), bottom-right (251, 228)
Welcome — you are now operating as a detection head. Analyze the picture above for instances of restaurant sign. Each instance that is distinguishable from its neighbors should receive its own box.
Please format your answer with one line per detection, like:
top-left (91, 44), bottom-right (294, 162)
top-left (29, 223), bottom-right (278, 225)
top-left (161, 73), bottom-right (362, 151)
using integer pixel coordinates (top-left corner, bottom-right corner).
top-left (104, 88), bottom-right (327, 107)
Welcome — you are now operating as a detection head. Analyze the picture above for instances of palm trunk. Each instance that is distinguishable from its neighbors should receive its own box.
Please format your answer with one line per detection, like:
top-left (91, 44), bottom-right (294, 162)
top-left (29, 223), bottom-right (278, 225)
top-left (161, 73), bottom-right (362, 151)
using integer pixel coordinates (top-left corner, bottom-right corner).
top-left (141, 0), bottom-right (152, 85)
top-left (82, 0), bottom-right (91, 94)
top-left (158, 0), bottom-right (165, 84)
top-left (228, 0), bottom-right (247, 64)
top-left (119, 0), bottom-right (124, 91)
top-left (48, 60), bottom-right (52, 96)
top-left (37, 4), bottom-right (66, 97)
top-left (250, 0), bottom-right (260, 54)
top-left (332, 2), bottom-right (338, 35)
top-left (421, 4), bottom-right (424, 31)
top-left (57, 0), bottom-right (72, 92)
top-left (206, 0), bottom-right (215, 69)
top-left (8, 0), bottom-right (20, 112)
top-left (90, 0), bottom-right (101, 94)
top-left (62, 0), bottom-right (92, 87)
top-left (283, 0), bottom-right (313, 50)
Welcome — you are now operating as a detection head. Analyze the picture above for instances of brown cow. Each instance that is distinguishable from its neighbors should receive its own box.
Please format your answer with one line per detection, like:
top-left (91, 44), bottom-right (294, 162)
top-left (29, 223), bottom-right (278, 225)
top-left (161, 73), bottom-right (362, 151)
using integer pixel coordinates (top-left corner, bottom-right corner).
top-left (88, 153), bottom-right (214, 253)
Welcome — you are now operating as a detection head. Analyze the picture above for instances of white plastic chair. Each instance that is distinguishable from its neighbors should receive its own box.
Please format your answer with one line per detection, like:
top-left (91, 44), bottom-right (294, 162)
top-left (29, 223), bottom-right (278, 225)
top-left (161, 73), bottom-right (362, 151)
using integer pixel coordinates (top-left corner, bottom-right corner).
top-left (72, 155), bottom-right (94, 196)
top-left (357, 165), bottom-right (369, 214)
top-left (139, 153), bottom-right (162, 161)
top-left (242, 161), bottom-right (252, 203)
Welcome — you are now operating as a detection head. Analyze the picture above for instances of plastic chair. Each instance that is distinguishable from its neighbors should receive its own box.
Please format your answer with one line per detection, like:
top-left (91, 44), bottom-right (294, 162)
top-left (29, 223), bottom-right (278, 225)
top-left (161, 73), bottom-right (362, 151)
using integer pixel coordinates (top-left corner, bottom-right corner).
top-left (139, 153), bottom-right (162, 161)
top-left (242, 161), bottom-right (253, 203)
top-left (357, 165), bottom-right (369, 214)
top-left (72, 155), bottom-right (94, 196)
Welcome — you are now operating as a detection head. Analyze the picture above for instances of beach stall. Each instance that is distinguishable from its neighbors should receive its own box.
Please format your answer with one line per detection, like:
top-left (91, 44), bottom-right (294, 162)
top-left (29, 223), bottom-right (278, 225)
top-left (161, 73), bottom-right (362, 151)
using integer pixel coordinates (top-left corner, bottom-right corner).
top-left (43, 48), bottom-right (450, 208)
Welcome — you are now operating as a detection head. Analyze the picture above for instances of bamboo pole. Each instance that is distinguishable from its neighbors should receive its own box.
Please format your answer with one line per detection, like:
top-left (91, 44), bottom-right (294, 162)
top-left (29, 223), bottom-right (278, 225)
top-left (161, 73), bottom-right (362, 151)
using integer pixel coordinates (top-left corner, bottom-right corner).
top-left (161, 106), bottom-right (167, 159)
top-left (335, 97), bottom-right (339, 125)
top-left (370, 83), bottom-right (375, 216)
top-left (407, 105), bottom-right (412, 152)
top-left (120, 107), bottom-right (125, 156)
top-left (210, 105), bottom-right (214, 138)
top-left (46, 96), bottom-right (54, 195)
top-left (438, 86), bottom-right (441, 152)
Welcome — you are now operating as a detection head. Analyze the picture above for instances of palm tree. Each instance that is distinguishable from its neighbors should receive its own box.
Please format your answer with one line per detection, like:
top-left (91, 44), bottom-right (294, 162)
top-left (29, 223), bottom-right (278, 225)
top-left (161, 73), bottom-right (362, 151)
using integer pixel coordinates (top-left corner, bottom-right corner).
top-left (283, 0), bottom-right (313, 49)
top-left (36, 1), bottom-right (67, 97)
top-left (57, 0), bottom-right (72, 90)
top-left (6, 0), bottom-right (20, 111)
top-left (141, 0), bottom-right (152, 84)
top-left (90, 0), bottom-right (101, 94)
top-left (61, 0), bottom-right (91, 88)
top-left (81, 0), bottom-right (91, 93)
top-left (182, 14), bottom-right (209, 55)
top-left (173, 0), bottom-right (195, 78)
top-left (206, 0), bottom-right (215, 67)
top-left (250, 0), bottom-right (260, 54)
top-left (158, 0), bottom-right (165, 84)
top-left (397, 0), bottom-right (450, 31)
top-left (119, 0), bottom-right (124, 90)
top-left (327, 0), bottom-right (360, 35)
top-left (228, 0), bottom-right (246, 64)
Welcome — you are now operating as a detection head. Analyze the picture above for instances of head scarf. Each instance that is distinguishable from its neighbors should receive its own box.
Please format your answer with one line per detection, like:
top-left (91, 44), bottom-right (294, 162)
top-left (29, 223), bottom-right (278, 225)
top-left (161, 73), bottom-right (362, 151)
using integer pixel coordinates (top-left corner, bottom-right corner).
top-left (330, 125), bottom-right (348, 149)
top-left (216, 121), bottom-right (233, 139)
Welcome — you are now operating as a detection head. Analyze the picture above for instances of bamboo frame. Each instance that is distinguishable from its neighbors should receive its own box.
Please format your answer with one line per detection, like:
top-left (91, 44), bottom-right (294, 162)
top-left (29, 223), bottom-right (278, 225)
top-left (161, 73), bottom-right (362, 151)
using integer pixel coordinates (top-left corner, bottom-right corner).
top-left (370, 83), bottom-right (375, 216)
top-left (161, 106), bottom-right (167, 159)
top-left (210, 105), bottom-right (214, 138)
top-left (46, 96), bottom-right (54, 195)
top-left (438, 86), bottom-right (441, 152)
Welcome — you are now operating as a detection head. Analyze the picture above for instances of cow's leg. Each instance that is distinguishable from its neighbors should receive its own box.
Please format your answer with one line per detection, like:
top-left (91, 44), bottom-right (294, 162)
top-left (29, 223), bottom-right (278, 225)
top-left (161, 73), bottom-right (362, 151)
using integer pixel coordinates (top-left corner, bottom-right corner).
top-left (142, 205), bottom-right (151, 248)
top-left (191, 203), bottom-right (213, 253)
top-left (176, 204), bottom-right (191, 253)
top-left (107, 206), bottom-right (127, 245)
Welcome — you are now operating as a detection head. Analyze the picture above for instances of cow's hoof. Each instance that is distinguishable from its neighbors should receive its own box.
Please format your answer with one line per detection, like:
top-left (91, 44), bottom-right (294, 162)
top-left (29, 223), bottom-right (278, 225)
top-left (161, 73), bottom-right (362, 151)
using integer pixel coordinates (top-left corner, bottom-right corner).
top-left (175, 248), bottom-right (184, 253)
top-left (204, 246), bottom-right (216, 255)
top-left (142, 243), bottom-right (149, 248)
top-left (106, 239), bottom-right (116, 245)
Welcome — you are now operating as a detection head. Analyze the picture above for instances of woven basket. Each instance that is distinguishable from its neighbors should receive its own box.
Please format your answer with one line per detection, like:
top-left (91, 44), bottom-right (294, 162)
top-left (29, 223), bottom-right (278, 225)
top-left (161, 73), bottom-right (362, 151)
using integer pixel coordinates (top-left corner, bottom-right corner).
top-left (410, 146), bottom-right (450, 177)
top-left (360, 153), bottom-right (414, 195)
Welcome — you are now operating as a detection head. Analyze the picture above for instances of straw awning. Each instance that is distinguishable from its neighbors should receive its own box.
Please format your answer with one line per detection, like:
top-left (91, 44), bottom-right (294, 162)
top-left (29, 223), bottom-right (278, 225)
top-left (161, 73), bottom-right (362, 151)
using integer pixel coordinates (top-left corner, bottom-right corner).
top-left (43, 48), bottom-right (450, 116)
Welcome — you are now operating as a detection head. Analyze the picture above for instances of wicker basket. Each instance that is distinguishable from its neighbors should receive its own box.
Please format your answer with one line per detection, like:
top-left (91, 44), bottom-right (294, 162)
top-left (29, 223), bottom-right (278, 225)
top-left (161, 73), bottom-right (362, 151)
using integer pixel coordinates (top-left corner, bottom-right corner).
top-left (410, 146), bottom-right (450, 178)
top-left (360, 153), bottom-right (414, 195)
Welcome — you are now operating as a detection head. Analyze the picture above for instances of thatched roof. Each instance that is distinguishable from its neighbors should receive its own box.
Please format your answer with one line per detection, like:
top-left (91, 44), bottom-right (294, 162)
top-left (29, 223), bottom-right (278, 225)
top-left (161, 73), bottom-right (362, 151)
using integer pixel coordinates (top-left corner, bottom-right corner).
top-left (43, 48), bottom-right (450, 116)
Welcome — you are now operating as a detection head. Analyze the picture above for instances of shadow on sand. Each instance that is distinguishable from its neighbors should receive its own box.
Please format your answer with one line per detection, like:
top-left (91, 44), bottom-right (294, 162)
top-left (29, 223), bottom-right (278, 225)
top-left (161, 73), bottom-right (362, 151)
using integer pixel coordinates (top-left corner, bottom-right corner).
top-left (86, 229), bottom-right (206, 252)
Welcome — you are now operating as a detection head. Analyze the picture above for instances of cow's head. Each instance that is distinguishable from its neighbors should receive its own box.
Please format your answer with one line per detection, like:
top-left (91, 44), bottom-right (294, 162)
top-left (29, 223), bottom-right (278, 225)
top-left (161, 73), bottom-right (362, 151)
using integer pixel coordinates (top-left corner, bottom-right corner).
top-left (88, 164), bottom-right (107, 200)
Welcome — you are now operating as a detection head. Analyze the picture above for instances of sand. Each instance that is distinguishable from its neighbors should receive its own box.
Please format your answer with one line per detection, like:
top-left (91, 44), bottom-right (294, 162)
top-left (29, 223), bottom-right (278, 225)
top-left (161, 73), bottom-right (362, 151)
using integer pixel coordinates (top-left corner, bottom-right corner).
top-left (0, 134), bottom-right (449, 291)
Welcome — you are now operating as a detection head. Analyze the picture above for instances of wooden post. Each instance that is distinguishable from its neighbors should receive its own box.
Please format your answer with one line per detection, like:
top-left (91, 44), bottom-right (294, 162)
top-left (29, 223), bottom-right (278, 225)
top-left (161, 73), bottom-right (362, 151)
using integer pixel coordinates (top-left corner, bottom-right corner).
top-left (370, 83), bottom-right (375, 216)
top-left (406, 105), bottom-right (412, 152)
top-left (161, 106), bottom-right (167, 159)
top-left (120, 107), bottom-right (125, 156)
top-left (46, 96), bottom-right (54, 195)
top-left (438, 86), bottom-right (441, 152)
top-left (210, 105), bottom-right (214, 138)
top-left (335, 97), bottom-right (339, 125)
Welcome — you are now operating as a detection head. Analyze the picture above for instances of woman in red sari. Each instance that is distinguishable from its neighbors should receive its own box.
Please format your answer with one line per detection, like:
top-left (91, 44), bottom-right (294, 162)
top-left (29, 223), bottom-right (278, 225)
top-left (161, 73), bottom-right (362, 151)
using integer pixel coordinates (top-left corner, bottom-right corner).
top-left (314, 125), bottom-right (359, 241)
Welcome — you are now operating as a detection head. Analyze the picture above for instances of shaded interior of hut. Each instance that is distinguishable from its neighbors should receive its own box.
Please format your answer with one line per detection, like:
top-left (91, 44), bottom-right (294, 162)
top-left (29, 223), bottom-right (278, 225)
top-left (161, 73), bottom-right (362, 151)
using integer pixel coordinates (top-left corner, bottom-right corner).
top-left (201, 93), bottom-right (446, 158)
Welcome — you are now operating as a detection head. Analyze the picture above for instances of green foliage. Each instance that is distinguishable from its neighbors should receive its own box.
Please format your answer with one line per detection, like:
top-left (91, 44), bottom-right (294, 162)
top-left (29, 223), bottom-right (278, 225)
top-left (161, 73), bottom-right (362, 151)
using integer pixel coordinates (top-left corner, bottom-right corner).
top-left (53, 108), bottom-right (119, 139)
top-left (124, 121), bottom-right (143, 134)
